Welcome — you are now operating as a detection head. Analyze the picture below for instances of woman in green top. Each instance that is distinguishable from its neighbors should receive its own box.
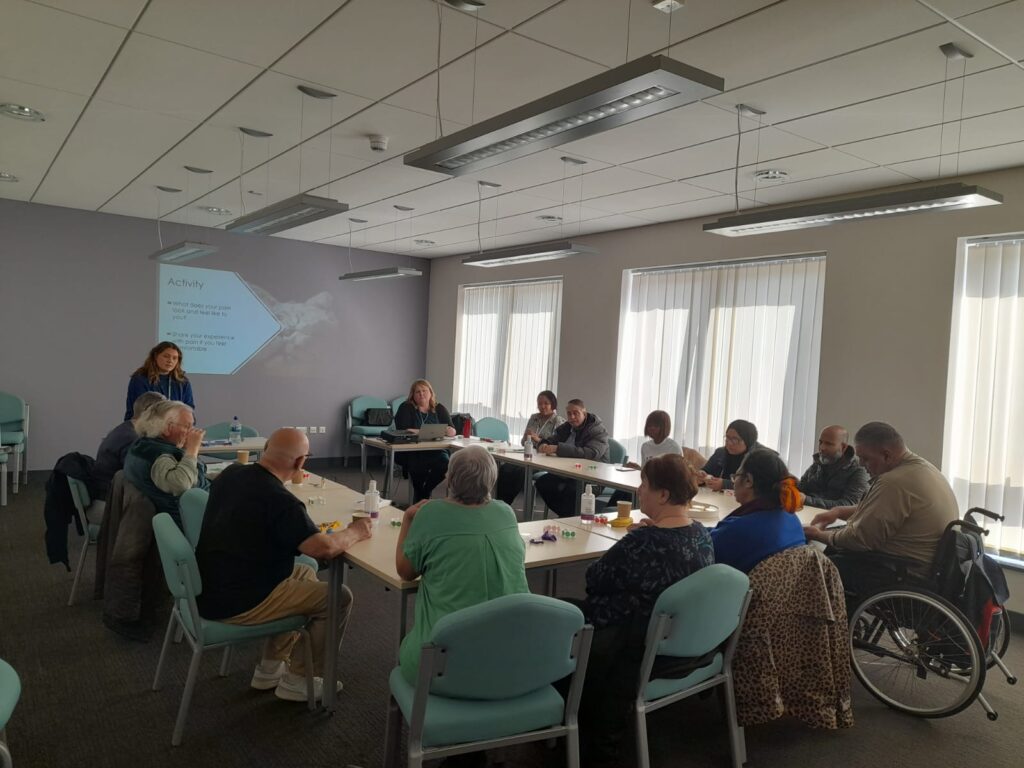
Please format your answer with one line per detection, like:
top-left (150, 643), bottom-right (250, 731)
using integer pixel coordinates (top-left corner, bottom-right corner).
top-left (396, 446), bottom-right (529, 684)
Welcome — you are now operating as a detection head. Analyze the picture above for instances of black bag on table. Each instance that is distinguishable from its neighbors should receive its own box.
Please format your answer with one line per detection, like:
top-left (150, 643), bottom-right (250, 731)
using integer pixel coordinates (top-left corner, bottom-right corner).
top-left (450, 413), bottom-right (475, 436)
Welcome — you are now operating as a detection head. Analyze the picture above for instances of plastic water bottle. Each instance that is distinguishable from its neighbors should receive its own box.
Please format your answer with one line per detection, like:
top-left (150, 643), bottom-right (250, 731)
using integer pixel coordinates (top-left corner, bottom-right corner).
top-left (364, 479), bottom-right (380, 520)
top-left (580, 484), bottom-right (595, 524)
top-left (524, 438), bottom-right (534, 460)
top-left (230, 416), bottom-right (242, 444)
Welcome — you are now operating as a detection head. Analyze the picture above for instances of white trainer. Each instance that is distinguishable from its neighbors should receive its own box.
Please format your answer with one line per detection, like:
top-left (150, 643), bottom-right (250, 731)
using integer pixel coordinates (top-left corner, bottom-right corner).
top-left (250, 660), bottom-right (285, 690)
top-left (274, 671), bottom-right (343, 702)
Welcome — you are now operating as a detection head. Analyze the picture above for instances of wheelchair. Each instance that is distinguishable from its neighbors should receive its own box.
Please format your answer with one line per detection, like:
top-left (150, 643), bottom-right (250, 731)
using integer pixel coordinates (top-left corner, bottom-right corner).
top-left (842, 508), bottom-right (1016, 721)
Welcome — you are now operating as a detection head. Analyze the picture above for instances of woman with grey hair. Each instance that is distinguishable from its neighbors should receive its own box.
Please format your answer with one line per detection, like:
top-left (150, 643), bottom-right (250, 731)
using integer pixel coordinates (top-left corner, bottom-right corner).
top-left (124, 400), bottom-right (210, 527)
top-left (395, 446), bottom-right (529, 685)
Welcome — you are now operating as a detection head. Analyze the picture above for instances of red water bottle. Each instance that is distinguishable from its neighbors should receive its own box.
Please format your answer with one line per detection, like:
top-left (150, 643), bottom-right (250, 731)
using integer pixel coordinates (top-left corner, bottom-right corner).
top-left (462, 418), bottom-right (472, 438)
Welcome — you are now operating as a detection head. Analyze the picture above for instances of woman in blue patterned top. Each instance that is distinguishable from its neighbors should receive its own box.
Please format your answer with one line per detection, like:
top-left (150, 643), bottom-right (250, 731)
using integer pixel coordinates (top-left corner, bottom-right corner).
top-left (575, 454), bottom-right (714, 766)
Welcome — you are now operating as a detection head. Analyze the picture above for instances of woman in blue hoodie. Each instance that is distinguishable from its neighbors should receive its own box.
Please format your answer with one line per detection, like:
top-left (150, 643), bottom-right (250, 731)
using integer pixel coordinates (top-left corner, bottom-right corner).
top-left (711, 449), bottom-right (806, 573)
top-left (125, 341), bottom-right (195, 420)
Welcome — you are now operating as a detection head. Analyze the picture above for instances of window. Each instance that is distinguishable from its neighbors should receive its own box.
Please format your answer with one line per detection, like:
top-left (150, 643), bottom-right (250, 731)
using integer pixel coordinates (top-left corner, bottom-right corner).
top-left (454, 279), bottom-right (562, 438)
top-left (944, 236), bottom-right (1024, 556)
top-left (613, 255), bottom-right (826, 473)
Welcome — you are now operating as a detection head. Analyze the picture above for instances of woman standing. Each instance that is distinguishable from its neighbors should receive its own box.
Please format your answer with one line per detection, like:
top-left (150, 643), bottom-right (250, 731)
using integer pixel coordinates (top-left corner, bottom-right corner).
top-left (393, 379), bottom-right (456, 502)
top-left (494, 390), bottom-right (563, 505)
top-left (125, 341), bottom-right (195, 421)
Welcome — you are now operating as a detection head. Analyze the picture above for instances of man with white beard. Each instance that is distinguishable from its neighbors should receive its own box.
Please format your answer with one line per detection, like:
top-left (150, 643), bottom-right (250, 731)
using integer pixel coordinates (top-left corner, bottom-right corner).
top-left (797, 425), bottom-right (869, 509)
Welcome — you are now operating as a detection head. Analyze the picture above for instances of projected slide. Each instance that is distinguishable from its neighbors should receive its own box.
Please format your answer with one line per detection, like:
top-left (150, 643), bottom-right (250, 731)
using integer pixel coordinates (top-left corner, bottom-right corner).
top-left (158, 264), bottom-right (281, 374)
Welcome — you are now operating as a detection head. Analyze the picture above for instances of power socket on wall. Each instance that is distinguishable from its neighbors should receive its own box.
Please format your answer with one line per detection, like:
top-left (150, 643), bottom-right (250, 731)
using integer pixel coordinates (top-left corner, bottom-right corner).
top-left (318, 426), bottom-right (327, 434)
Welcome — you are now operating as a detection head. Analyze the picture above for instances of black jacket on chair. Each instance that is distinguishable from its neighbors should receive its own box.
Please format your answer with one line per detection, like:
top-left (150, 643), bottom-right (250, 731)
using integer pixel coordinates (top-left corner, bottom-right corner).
top-left (43, 452), bottom-right (98, 569)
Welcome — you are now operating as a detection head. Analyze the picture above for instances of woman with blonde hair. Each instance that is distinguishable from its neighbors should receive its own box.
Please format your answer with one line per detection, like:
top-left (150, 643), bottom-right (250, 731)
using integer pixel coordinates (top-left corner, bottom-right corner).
top-left (393, 379), bottom-right (456, 502)
top-left (125, 341), bottom-right (195, 420)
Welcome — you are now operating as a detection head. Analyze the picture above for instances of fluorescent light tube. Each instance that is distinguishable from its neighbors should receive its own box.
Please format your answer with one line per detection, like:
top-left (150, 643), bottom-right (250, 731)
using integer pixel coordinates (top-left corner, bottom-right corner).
top-left (148, 241), bottom-right (219, 263)
top-left (338, 267), bottom-right (423, 281)
top-left (226, 193), bottom-right (348, 235)
top-left (703, 183), bottom-right (1003, 237)
top-left (461, 240), bottom-right (597, 267)
top-left (405, 55), bottom-right (723, 177)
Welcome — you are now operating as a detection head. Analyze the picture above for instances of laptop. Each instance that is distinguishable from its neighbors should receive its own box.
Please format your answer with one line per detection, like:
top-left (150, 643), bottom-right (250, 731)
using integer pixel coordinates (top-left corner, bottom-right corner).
top-left (417, 423), bottom-right (450, 442)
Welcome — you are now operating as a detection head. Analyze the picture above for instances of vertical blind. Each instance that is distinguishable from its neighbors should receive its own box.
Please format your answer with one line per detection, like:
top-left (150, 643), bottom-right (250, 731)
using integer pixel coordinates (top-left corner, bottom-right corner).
top-left (944, 238), bottom-right (1024, 555)
top-left (613, 255), bottom-right (826, 473)
top-left (454, 279), bottom-right (562, 438)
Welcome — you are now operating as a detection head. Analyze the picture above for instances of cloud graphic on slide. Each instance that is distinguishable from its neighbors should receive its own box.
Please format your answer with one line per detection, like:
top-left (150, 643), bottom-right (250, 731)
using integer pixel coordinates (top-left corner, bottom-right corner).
top-left (247, 285), bottom-right (338, 374)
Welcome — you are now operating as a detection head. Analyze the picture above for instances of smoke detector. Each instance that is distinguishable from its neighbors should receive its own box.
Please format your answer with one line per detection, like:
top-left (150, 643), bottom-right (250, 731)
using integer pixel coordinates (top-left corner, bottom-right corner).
top-left (652, 0), bottom-right (684, 13)
top-left (368, 134), bottom-right (389, 152)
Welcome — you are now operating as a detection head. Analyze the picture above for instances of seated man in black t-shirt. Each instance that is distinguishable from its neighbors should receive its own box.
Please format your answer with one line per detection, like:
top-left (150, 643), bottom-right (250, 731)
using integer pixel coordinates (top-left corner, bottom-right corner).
top-left (196, 428), bottom-right (372, 703)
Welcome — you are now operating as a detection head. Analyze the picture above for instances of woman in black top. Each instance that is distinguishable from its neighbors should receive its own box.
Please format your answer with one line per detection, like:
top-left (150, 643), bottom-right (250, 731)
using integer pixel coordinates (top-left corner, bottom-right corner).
top-left (393, 379), bottom-right (456, 503)
top-left (700, 418), bottom-right (771, 491)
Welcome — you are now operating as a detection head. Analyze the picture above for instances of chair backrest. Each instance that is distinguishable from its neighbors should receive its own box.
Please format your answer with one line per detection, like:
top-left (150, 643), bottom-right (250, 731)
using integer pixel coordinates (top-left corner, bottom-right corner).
top-left (649, 564), bottom-right (749, 659)
top-left (67, 476), bottom-right (91, 515)
top-left (180, 488), bottom-right (210, 548)
top-left (608, 437), bottom-right (628, 465)
top-left (391, 396), bottom-right (406, 416)
top-left (474, 417), bottom-right (510, 442)
top-left (0, 391), bottom-right (26, 438)
top-left (427, 594), bottom-right (585, 700)
top-left (350, 396), bottom-right (390, 426)
top-left (202, 421), bottom-right (259, 440)
top-left (0, 658), bottom-right (21, 732)
top-left (152, 513), bottom-right (203, 599)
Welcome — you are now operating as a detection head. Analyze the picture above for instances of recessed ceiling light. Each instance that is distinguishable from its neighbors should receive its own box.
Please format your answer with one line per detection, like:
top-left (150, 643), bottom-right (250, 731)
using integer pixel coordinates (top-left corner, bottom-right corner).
top-left (156, 185), bottom-right (182, 193)
top-left (0, 171), bottom-right (18, 182)
top-left (0, 103), bottom-right (45, 122)
top-left (184, 165), bottom-right (213, 174)
top-left (414, 239), bottom-right (436, 246)
top-left (200, 206), bottom-right (233, 215)
top-left (537, 214), bottom-right (563, 222)
top-left (753, 169), bottom-right (788, 182)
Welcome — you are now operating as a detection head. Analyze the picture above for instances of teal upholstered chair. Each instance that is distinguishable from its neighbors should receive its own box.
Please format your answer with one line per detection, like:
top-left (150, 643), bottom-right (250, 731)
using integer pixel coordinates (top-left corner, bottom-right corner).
top-left (0, 448), bottom-right (7, 508)
top-left (344, 395), bottom-right (391, 467)
top-left (151, 513), bottom-right (316, 746)
top-left (201, 421), bottom-right (259, 440)
top-left (474, 417), bottom-right (510, 442)
top-left (66, 476), bottom-right (105, 606)
top-left (0, 658), bottom-right (20, 768)
top-left (390, 396), bottom-right (406, 418)
top-left (595, 438), bottom-right (630, 510)
top-left (634, 564), bottom-right (752, 768)
top-left (0, 393), bottom-right (28, 490)
top-left (384, 594), bottom-right (593, 768)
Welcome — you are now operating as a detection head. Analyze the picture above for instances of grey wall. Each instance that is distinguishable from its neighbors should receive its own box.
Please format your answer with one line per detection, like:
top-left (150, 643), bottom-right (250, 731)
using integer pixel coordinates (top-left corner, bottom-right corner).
top-left (0, 198), bottom-right (429, 469)
top-left (426, 165), bottom-right (1024, 468)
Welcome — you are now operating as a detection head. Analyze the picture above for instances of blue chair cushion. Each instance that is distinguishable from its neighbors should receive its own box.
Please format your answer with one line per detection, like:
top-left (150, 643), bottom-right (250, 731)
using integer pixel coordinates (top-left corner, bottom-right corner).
top-left (390, 668), bottom-right (565, 748)
top-left (643, 653), bottom-right (723, 701)
top-left (350, 425), bottom-right (388, 437)
top-left (0, 658), bottom-right (21, 731)
top-left (0, 431), bottom-right (25, 446)
top-left (179, 602), bottom-right (308, 646)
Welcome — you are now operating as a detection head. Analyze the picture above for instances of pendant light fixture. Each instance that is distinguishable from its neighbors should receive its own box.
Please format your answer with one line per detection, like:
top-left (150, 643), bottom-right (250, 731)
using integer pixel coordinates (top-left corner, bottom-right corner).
top-left (146, 185), bottom-right (218, 262)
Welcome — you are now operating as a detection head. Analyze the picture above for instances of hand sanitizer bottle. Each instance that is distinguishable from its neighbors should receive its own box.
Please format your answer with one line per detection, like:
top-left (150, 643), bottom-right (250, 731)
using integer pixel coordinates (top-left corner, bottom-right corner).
top-left (365, 479), bottom-right (380, 520)
top-left (580, 484), bottom-right (595, 524)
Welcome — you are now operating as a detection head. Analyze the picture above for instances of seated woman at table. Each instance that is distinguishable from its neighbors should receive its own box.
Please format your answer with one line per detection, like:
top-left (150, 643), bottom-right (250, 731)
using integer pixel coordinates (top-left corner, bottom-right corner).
top-left (495, 389), bottom-right (564, 505)
top-left (608, 409), bottom-right (682, 507)
top-left (575, 454), bottom-right (714, 765)
top-left (700, 418), bottom-right (771, 491)
top-left (393, 379), bottom-right (457, 503)
top-left (710, 449), bottom-right (805, 574)
top-left (396, 447), bottom-right (529, 685)
top-left (125, 341), bottom-right (195, 421)
top-left (123, 400), bottom-right (210, 528)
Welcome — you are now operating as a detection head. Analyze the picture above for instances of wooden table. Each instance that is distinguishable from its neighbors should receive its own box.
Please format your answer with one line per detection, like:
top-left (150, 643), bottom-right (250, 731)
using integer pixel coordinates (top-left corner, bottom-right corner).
top-left (290, 472), bottom-right (616, 712)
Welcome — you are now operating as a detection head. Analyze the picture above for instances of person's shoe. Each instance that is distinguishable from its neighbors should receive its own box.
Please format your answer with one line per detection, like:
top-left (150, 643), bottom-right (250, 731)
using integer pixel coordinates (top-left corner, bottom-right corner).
top-left (250, 660), bottom-right (286, 690)
top-left (274, 671), bottom-right (343, 702)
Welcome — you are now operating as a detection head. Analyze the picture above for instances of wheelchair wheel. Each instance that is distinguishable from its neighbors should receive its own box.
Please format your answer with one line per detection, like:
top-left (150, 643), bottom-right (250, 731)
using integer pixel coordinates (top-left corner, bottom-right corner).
top-left (849, 588), bottom-right (985, 718)
top-left (987, 607), bottom-right (1011, 669)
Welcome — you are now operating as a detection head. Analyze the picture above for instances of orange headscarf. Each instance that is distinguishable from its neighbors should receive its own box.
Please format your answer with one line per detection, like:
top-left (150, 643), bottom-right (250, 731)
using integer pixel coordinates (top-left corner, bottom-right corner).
top-left (778, 476), bottom-right (804, 513)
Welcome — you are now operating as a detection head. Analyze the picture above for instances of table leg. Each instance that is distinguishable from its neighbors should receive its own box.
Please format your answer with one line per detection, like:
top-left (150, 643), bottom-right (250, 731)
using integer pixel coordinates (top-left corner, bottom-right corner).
top-left (360, 440), bottom-right (368, 493)
top-left (574, 479), bottom-right (583, 515)
top-left (398, 589), bottom-right (411, 660)
top-left (523, 464), bottom-right (535, 521)
top-left (322, 559), bottom-right (346, 712)
top-left (385, 449), bottom-right (396, 500)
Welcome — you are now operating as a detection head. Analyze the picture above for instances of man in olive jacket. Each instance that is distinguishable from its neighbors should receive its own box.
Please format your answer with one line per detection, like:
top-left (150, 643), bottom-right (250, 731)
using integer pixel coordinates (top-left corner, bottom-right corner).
top-left (535, 399), bottom-right (610, 516)
top-left (798, 425), bottom-right (870, 509)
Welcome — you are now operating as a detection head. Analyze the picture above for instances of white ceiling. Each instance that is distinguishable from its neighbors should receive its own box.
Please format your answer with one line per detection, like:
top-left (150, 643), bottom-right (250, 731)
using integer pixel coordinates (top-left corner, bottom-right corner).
top-left (3, 0), bottom-right (1024, 257)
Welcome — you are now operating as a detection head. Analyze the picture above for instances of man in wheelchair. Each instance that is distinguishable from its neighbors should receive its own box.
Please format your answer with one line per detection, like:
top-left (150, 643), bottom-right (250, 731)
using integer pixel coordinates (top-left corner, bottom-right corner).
top-left (802, 421), bottom-right (958, 603)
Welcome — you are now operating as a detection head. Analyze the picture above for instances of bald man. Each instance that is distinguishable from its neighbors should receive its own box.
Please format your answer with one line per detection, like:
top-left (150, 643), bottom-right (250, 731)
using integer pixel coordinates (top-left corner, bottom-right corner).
top-left (195, 428), bottom-right (372, 703)
top-left (797, 425), bottom-right (869, 510)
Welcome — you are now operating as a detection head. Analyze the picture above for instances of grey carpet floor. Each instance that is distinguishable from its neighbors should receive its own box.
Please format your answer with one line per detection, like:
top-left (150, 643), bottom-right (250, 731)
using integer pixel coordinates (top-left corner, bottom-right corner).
top-left (0, 468), bottom-right (1021, 767)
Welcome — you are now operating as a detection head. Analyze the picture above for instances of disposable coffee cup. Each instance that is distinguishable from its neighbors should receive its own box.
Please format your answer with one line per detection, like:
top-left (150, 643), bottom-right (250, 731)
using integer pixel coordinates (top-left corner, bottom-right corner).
top-left (616, 500), bottom-right (632, 519)
top-left (236, 450), bottom-right (250, 464)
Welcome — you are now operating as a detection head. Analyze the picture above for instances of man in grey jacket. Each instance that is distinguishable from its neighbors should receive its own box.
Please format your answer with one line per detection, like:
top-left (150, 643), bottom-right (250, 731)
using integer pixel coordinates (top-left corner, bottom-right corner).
top-left (535, 399), bottom-right (610, 517)
top-left (798, 425), bottom-right (870, 509)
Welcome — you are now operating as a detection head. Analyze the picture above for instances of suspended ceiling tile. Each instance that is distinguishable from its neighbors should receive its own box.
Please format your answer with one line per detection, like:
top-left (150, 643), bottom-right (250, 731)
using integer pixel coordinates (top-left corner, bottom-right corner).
top-left (329, 103), bottom-right (464, 165)
top-left (626, 194), bottom-right (751, 224)
top-left (840, 126), bottom-right (947, 166)
top-left (575, 213), bottom-right (650, 234)
top-left (558, 102), bottom-right (763, 168)
top-left (625, 126), bottom-right (824, 182)
top-left (889, 140), bottom-right (1024, 182)
top-left (493, 202), bottom-right (609, 237)
top-left (30, 0), bottom-right (147, 28)
top-left (32, 99), bottom-right (198, 210)
top-left (525, 165), bottom-right (670, 206)
top-left (952, 1), bottom-right (1024, 60)
top-left (95, 34), bottom-right (261, 122)
top-left (0, 0), bottom-right (127, 95)
top-left (704, 24), bottom-right (1005, 125)
top-left (455, 149), bottom-right (611, 193)
top-left (962, 64), bottom-right (1024, 118)
top-left (583, 179), bottom-right (718, 216)
top-left (684, 148), bottom-right (876, 196)
top-left (461, 0), bottom-right (562, 31)
top-left (382, 67), bottom-right (477, 128)
top-left (273, 0), bottom-right (502, 101)
top-left (744, 167), bottom-right (919, 207)
top-left (959, 106), bottom-right (1024, 153)
top-left (0, 78), bottom-right (88, 200)
top-left (306, 158), bottom-right (450, 212)
top-left (136, 0), bottom-right (344, 68)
